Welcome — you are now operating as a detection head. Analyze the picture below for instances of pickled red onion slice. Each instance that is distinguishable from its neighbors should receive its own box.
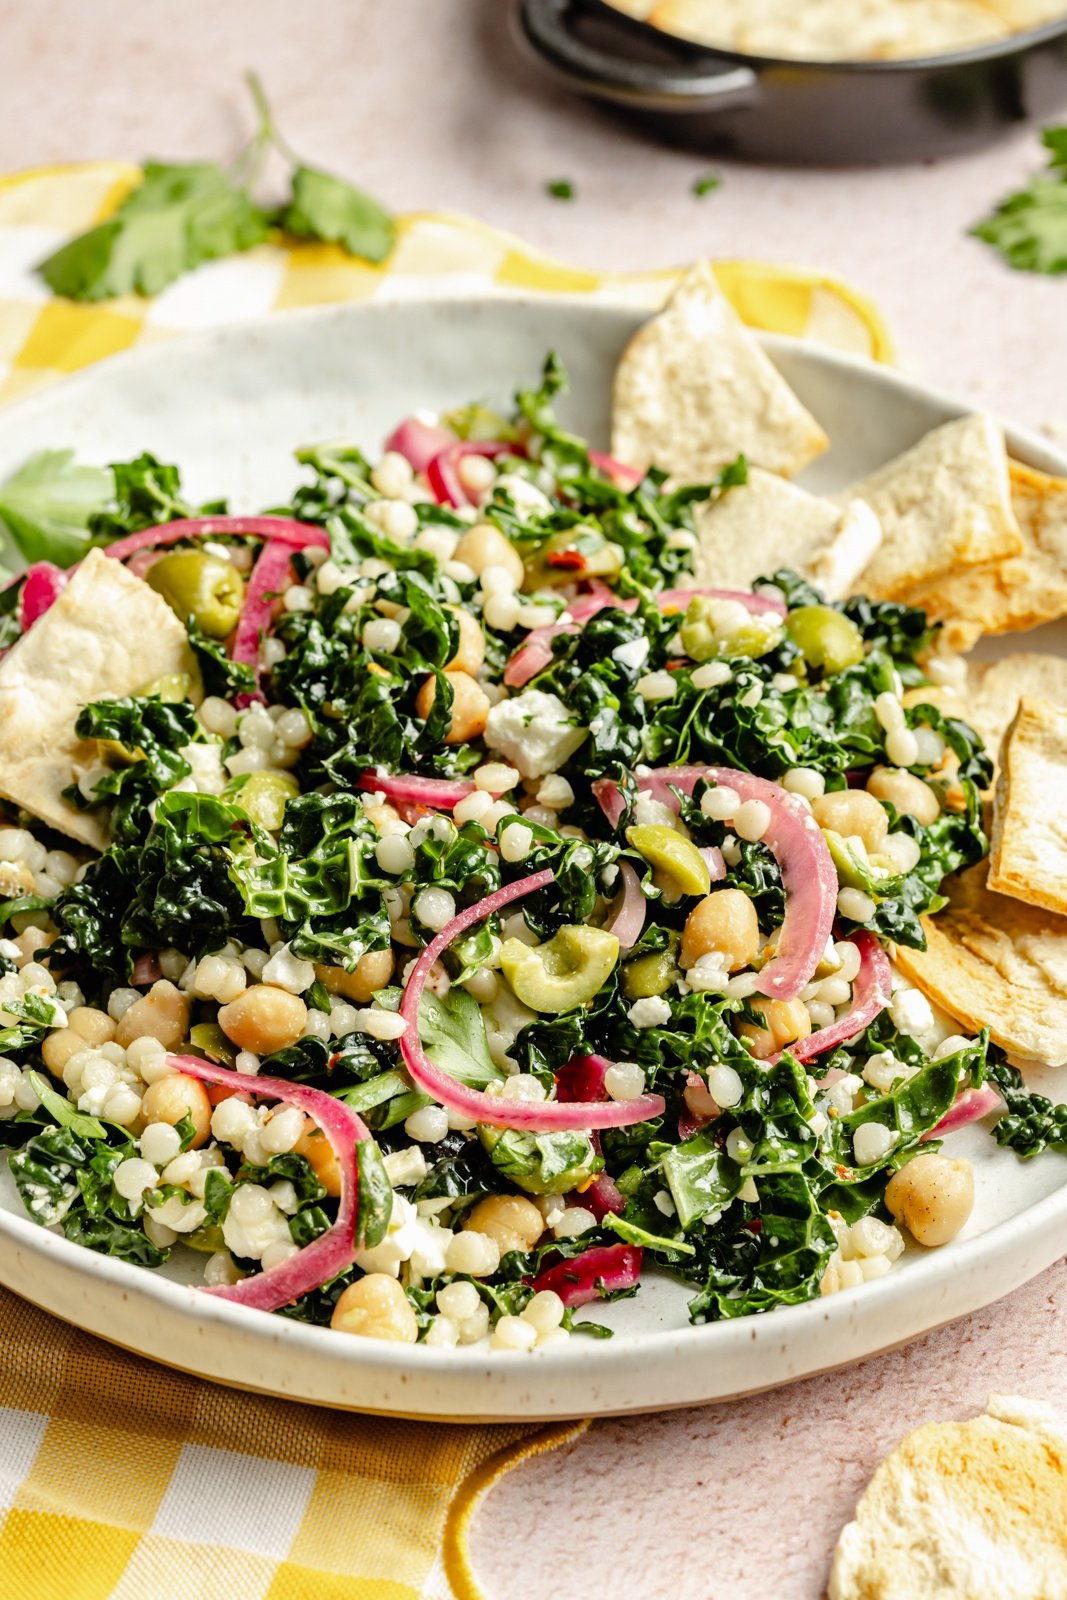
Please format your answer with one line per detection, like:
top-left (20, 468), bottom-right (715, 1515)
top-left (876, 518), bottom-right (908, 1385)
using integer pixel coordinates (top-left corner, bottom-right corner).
top-left (593, 765), bottom-right (836, 1001)
top-left (398, 870), bottom-right (664, 1131)
top-left (169, 1055), bottom-right (372, 1312)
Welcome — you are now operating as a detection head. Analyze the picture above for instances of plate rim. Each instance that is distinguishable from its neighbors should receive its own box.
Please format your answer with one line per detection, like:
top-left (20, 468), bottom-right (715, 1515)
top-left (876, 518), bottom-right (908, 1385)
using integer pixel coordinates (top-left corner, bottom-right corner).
top-left (1, 292), bottom-right (1066, 1415)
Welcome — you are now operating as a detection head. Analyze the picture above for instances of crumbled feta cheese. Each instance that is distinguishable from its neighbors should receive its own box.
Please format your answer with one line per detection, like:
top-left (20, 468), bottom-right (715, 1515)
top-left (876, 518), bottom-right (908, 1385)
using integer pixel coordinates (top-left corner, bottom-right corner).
top-left (261, 943), bottom-right (316, 995)
top-left (628, 995), bottom-right (672, 1029)
top-left (484, 690), bottom-right (587, 779)
top-left (889, 985), bottom-right (939, 1049)
top-left (612, 637), bottom-right (650, 672)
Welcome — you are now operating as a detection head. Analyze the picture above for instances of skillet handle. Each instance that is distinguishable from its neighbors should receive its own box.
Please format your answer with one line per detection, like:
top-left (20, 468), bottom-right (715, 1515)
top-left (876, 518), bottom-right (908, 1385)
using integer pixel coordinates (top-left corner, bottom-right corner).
top-left (516, 0), bottom-right (758, 112)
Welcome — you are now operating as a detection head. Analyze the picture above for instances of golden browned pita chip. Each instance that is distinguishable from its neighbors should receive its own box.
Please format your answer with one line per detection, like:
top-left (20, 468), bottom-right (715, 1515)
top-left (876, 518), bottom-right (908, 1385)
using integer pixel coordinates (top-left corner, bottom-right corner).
top-left (893, 860), bottom-right (1067, 1067)
top-left (682, 468), bottom-right (881, 599)
top-left (610, 261), bottom-right (828, 481)
top-left (0, 549), bottom-right (197, 849)
top-left (842, 414), bottom-right (1022, 603)
top-left (988, 697), bottom-right (1067, 917)
top-left (907, 461), bottom-right (1067, 651)
top-left (966, 652), bottom-right (1067, 758)
top-left (830, 1395), bottom-right (1067, 1600)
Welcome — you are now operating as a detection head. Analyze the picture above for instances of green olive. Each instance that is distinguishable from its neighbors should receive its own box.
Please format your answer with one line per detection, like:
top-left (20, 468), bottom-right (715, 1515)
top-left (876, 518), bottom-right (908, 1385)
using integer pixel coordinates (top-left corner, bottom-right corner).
top-left (523, 529), bottom-right (622, 590)
top-left (626, 825), bottom-right (711, 897)
top-left (823, 830), bottom-right (887, 896)
top-left (147, 550), bottom-right (244, 638)
top-left (137, 672), bottom-right (194, 703)
top-left (183, 1223), bottom-right (228, 1254)
top-left (478, 1124), bottom-right (601, 1195)
top-left (230, 770), bottom-right (299, 831)
top-left (499, 925), bottom-right (620, 1013)
top-left (785, 606), bottom-right (865, 675)
top-left (189, 1021), bottom-right (237, 1067)
top-left (621, 935), bottom-right (680, 1000)
top-left (680, 595), bottom-right (783, 662)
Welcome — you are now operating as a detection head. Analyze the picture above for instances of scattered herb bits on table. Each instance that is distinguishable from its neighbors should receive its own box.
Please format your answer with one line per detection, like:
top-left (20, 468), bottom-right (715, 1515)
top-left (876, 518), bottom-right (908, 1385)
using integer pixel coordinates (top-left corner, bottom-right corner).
top-left (0, 330), bottom-right (1064, 1357)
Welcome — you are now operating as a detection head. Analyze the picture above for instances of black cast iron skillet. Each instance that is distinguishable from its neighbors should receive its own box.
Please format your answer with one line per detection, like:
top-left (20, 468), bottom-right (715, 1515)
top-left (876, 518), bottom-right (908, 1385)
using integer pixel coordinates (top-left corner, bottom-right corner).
top-left (515, 0), bottom-right (1067, 163)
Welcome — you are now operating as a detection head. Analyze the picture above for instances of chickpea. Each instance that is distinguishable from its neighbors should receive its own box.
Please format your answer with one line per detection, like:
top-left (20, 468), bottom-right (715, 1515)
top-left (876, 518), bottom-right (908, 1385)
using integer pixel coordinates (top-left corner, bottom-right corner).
top-left (885, 1152), bottom-right (974, 1247)
top-left (293, 1124), bottom-right (342, 1198)
top-left (42, 1004), bottom-right (117, 1073)
top-left (463, 1193), bottom-right (544, 1255)
top-left (68, 1006), bottom-right (117, 1047)
top-left (737, 997), bottom-right (812, 1060)
top-left (331, 1273), bottom-right (418, 1343)
top-left (681, 888), bottom-right (759, 973)
top-left (140, 1073), bottom-right (212, 1148)
top-left (115, 981), bottom-right (189, 1052)
top-left (811, 789), bottom-right (889, 852)
top-left (414, 671), bottom-right (490, 744)
top-left (445, 606), bottom-right (486, 676)
top-left (218, 984), bottom-right (308, 1056)
top-left (453, 523), bottom-right (524, 587)
top-left (40, 1031), bottom-right (76, 1074)
top-left (315, 948), bottom-right (395, 1006)
top-left (866, 767), bottom-right (941, 827)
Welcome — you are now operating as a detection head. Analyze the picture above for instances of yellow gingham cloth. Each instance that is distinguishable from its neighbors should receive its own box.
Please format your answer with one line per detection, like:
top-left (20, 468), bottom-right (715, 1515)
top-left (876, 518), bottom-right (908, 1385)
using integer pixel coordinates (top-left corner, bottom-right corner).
top-left (0, 162), bottom-right (894, 1600)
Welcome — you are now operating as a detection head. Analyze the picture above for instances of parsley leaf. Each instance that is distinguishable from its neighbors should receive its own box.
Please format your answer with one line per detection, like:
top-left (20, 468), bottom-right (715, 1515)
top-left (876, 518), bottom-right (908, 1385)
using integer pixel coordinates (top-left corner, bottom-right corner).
top-left (38, 75), bottom-right (395, 304)
top-left (280, 165), bottom-right (394, 263)
top-left (972, 124), bottom-right (1067, 274)
top-left (546, 179), bottom-right (576, 200)
top-left (692, 173), bottom-right (721, 197)
top-left (0, 449), bottom-right (112, 566)
top-left (39, 162), bottom-right (272, 302)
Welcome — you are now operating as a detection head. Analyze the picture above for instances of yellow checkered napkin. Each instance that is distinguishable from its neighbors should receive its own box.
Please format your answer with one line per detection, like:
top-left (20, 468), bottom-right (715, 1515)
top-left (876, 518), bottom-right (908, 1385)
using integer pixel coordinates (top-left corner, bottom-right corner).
top-left (0, 162), bottom-right (893, 1600)
top-left (0, 1289), bottom-right (585, 1600)
top-left (0, 162), bottom-right (892, 403)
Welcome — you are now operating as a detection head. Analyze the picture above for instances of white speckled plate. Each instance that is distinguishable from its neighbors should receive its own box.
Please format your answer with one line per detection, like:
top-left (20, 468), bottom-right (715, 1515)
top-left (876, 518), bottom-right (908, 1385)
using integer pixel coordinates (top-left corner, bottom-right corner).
top-left (0, 297), bottom-right (1065, 1420)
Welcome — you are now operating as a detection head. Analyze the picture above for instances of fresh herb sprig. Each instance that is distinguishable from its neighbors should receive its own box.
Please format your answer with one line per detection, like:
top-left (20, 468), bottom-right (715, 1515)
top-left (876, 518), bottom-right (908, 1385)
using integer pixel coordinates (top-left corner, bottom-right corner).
top-left (39, 73), bottom-right (395, 303)
top-left (972, 125), bottom-right (1067, 274)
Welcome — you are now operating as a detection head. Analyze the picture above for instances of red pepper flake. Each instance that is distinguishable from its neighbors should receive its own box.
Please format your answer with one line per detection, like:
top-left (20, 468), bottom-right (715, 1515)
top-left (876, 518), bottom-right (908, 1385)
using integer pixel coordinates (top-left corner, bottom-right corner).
top-left (546, 549), bottom-right (586, 571)
top-left (746, 1218), bottom-right (763, 1234)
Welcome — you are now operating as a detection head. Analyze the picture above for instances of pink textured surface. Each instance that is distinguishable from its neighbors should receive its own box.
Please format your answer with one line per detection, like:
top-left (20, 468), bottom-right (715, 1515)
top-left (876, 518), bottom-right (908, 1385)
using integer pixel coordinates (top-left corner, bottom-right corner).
top-left (0, 3), bottom-right (1064, 1592)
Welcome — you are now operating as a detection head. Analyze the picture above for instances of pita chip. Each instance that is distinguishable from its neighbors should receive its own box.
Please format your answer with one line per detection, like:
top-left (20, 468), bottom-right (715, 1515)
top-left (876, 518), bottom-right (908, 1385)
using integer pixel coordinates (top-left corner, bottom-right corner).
top-left (966, 652), bottom-right (1067, 759)
top-left (610, 261), bottom-right (828, 481)
top-left (988, 697), bottom-right (1067, 917)
top-left (907, 461), bottom-right (1067, 651)
top-left (841, 414), bottom-right (1022, 603)
top-left (681, 468), bottom-right (881, 598)
top-left (893, 860), bottom-right (1067, 1068)
top-left (0, 548), bottom-right (197, 850)
top-left (830, 1394), bottom-right (1067, 1600)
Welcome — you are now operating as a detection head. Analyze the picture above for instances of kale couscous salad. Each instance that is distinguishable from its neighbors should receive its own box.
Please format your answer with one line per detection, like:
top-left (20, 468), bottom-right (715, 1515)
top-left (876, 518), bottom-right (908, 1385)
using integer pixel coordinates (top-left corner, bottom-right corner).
top-left (0, 266), bottom-right (1065, 1356)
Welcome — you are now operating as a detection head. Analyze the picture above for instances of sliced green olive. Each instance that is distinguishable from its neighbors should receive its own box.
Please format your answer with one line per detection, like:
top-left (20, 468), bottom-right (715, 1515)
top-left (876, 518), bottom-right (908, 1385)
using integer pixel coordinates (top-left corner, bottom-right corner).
top-left (523, 529), bottom-right (622, 590)
top-left (680, 594), bottom-right (783, 662)
top-left (785, 606), bottom-right (864, 675)
top-left (183, 1222), bottom-right (228, 1254)
top-left (137, 671), bottom-right (194, 702)
top-left (621, 934), bottom-right (680, 1000)
top-left (230, 770), bottom-right (299, 831)
top-left (499, 925), bottom-right (620, 1013)
top-left (147, 549), bottom-right (245, 638)
top-left (626, 825), bottom-right (711, 897)
top-left (189, 1021), bottom-right (237, 1067)
top-left (443, 403), bottom-right (518, 442)
top-left (478, 1123), bottom-right (601, 1195)
top-left (824, 829), bottom-right (891, 897)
